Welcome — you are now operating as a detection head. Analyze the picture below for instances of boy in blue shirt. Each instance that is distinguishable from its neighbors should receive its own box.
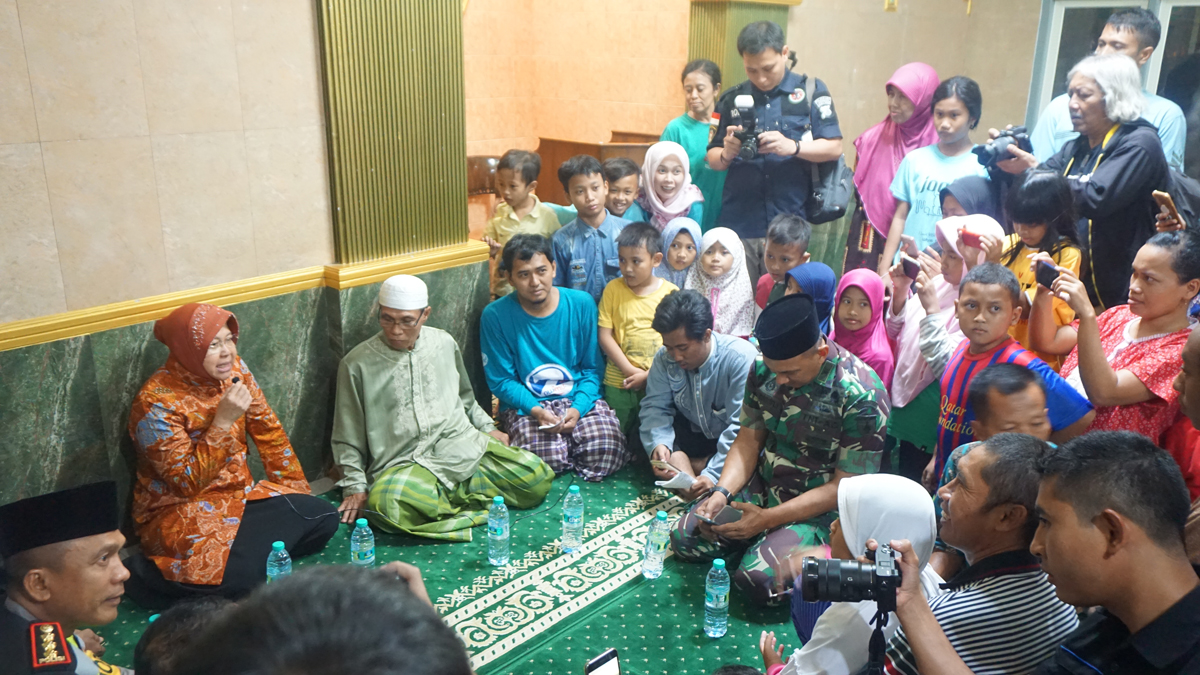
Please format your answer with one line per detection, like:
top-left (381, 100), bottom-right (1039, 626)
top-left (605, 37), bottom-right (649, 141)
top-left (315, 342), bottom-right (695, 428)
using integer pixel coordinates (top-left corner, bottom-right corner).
top-left (482, 234), bottom-right (630, 481)
top-left (552, 155), bottom-right (630, 302)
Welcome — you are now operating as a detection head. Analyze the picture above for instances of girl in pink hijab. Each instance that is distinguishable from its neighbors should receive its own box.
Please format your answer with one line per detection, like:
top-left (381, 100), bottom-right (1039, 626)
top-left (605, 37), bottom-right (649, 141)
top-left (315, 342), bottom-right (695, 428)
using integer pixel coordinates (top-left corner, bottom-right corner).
top-left (637, 141), bottom-right (704, 231)
top-left (831, 269), bottom-right (895, 388)
top-left (843, 63), bottom-right (940, 274)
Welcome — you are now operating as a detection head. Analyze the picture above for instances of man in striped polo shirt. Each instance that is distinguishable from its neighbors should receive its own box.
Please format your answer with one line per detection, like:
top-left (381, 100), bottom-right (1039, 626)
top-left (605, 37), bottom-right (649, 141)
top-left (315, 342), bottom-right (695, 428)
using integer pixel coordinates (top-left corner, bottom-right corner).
top-left (917, 263), bottom-right (1094, 481)
top-left (884, 434), bottom-right (1079, 675)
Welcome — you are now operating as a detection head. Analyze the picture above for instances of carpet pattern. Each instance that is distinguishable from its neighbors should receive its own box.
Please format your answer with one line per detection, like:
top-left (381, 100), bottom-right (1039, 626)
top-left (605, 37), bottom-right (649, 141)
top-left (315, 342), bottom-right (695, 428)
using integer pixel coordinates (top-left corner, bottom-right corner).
top-left (97, 467), bottom-right (797, 674)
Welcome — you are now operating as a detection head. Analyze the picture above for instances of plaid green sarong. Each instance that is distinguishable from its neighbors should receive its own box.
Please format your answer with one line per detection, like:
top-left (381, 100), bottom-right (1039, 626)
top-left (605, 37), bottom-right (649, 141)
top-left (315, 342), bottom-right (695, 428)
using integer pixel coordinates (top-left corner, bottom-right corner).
top-left (367, 439), bottom-right (553, 541)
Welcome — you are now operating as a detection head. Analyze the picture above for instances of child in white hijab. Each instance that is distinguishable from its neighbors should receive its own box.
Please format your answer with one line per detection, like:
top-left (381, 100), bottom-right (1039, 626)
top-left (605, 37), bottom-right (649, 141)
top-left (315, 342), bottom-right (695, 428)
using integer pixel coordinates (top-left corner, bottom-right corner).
top-left (759, 474), bottom-right (944, 675)
top-left (685, 227), bottom-right (756, 338)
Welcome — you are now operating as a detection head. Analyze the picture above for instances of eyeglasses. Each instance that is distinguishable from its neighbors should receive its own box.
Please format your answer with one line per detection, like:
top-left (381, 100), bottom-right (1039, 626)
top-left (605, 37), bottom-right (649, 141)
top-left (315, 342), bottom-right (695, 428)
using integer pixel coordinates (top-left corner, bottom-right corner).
top-left (379, 314), bottom-right (422, 329)
top-left (207, 336), bottom-right (238, 352)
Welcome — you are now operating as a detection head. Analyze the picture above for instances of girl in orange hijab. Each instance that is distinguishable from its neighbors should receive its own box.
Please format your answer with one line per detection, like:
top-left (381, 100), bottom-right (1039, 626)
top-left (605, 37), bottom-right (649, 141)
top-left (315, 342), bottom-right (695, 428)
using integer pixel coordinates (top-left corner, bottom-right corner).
top-left (124, 303), bottom-right (337, 609)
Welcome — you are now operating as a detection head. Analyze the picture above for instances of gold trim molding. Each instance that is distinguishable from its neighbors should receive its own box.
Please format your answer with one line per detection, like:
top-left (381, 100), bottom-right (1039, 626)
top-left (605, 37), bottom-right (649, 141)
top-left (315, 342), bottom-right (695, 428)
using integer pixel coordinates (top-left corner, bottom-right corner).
top-left (0, 241), bottom-right (489, 352)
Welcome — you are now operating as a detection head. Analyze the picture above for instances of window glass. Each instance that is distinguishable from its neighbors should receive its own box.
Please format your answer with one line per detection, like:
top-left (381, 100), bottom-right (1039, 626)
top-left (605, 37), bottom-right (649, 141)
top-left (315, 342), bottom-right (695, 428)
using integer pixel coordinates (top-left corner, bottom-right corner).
top-left (1157, 5), bottom-right (1200, 174)
top-left (1051, 6), bottom-right (1127, 98)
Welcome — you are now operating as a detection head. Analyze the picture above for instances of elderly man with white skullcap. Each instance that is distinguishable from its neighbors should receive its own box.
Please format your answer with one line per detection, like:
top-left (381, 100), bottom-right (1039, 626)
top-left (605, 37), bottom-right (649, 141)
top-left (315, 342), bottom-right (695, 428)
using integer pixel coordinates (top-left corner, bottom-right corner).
top-left (331, 275), bottom-right (552, 540)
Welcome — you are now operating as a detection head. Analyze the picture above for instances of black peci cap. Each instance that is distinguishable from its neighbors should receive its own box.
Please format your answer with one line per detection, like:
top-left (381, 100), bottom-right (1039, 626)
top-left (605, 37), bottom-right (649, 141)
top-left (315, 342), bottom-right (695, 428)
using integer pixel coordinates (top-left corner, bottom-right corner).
top-left (0, 481), bottom-right (119, 558)
top-left (755, 293), bottom-right (822, 360)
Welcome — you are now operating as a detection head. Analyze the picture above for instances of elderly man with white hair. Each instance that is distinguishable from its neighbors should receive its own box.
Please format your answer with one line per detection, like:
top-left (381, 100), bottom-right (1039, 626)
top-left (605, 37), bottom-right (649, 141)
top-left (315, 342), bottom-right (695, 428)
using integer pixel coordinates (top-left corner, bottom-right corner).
top-left (999, 53), bottom-right (1171, 310)
top-left (331, 275), bottom-right (552, 541)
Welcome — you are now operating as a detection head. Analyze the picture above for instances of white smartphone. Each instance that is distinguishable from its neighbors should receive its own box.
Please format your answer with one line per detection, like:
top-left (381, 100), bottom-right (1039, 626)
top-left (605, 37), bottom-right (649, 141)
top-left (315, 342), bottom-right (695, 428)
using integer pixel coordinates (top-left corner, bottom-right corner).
top-left (585, 648), bottom-right (620, 675)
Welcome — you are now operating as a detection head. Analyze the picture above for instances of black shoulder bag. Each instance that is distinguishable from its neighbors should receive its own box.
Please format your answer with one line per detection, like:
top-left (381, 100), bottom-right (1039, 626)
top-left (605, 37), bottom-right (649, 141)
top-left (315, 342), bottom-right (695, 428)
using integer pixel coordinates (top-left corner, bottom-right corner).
top-left (802, 74), bottom-right (854, 224)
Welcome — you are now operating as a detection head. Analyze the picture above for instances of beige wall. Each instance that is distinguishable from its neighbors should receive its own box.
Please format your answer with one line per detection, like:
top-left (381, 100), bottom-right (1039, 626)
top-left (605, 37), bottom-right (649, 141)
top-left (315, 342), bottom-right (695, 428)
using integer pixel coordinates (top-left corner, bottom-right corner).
top-left (787, 0), bottom-right (1041, 165)
top-left (0, 0), bottom-right (335, 324)
top-left (462, 0), bottom-right (691, 157)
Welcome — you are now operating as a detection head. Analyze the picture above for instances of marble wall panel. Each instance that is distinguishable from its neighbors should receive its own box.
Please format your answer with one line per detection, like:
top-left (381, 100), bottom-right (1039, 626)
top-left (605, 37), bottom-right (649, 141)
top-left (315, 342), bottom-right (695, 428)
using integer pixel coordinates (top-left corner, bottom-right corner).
top-left (0, 0), bottom-right (38, 144)
top-left (0, 143), bottom-right (66, 322)
top-left (0, 337), bottom-right (115, 509)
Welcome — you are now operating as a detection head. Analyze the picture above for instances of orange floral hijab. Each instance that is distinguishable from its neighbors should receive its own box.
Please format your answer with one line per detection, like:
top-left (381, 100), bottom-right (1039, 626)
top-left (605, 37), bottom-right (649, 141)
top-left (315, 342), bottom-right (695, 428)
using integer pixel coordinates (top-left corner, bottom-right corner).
top-left (153, 303), bottom-right (239, 379)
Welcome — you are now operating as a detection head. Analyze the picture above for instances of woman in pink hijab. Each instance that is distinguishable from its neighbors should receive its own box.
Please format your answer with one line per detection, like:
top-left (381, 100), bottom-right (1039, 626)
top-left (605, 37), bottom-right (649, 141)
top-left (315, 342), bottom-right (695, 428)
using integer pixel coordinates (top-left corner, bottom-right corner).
top-left (842, 63), bottom-right (940, 275)
top-left (831, 269), bottom-right (895, 389)
top-left (636, 141), bottom-right (705, 231)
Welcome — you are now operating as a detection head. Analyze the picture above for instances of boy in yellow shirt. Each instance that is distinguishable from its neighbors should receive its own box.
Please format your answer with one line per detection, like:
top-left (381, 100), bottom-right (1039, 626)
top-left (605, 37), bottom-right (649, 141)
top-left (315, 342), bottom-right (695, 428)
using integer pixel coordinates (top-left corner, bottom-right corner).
top-left (598, 223), bottom-right (678, 443)
top-left (483, 150), bottom-right (561, 296)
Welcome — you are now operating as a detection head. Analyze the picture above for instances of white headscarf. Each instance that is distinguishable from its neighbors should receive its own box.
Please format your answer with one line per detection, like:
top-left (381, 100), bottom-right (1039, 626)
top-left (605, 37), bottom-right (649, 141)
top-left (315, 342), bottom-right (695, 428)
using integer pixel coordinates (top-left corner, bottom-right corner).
top-left (837, 474), bottom-right (937, 568)
top-left (778, 474), bottom-right (943, 675)
top-left (685, 228), bottom-right (756, 337)
top-left (637, 141), bottom-right (704, 231)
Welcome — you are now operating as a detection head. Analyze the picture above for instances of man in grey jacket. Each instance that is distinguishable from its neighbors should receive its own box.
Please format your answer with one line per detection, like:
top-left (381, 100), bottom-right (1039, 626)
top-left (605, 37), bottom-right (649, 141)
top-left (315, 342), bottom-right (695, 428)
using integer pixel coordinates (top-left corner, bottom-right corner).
top-left (640, 290), bottom-right (759, 500)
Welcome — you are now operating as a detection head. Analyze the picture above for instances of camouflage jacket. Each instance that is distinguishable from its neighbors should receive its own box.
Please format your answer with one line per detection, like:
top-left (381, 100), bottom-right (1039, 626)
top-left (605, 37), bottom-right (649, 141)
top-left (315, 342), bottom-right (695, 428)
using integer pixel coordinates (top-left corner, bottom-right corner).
top-left (740, 341), bottom-right (889, 507)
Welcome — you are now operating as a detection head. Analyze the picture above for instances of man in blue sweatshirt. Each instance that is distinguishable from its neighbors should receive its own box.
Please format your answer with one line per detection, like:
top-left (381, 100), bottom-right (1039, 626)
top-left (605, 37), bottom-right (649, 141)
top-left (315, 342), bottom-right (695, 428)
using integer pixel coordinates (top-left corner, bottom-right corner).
top-left (481, 234), bottom-right (630, 481)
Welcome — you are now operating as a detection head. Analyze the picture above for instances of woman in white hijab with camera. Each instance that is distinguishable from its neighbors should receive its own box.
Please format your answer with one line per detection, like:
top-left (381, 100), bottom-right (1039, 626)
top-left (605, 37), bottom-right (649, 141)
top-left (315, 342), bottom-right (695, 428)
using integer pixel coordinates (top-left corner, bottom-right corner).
top-left (759, 474), bottom-right (944, 675)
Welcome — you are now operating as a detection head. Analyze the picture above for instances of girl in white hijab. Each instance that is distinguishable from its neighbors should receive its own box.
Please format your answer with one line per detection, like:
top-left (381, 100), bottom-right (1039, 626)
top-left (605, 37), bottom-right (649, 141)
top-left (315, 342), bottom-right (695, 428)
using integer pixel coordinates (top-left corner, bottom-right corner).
top-left (685, 227), bottom-right (757, 338)
top-left (761, 474), bottom-right (944, 675)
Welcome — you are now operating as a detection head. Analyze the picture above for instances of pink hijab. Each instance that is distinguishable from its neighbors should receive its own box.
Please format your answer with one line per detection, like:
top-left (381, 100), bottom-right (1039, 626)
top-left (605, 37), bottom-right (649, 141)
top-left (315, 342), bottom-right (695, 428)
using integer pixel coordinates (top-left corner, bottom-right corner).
top-left (638, 141), bottom-right (704, 231)
top-left (831, 269), bottom-right (895, 388)
top-left (852, 63), bottom-right (940, 234)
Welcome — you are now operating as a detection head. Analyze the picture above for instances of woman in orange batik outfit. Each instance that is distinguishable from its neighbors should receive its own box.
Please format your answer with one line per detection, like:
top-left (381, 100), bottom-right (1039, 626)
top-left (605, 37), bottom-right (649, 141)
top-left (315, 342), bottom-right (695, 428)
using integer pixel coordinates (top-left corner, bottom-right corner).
top-left (123, 303), bottom-right (337, 610)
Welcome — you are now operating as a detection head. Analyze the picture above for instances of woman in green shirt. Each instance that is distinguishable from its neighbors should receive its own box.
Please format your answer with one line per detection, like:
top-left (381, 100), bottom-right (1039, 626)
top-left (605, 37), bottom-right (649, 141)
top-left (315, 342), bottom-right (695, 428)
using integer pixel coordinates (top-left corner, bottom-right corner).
top-left (660, 60), bottom-right (725, 232)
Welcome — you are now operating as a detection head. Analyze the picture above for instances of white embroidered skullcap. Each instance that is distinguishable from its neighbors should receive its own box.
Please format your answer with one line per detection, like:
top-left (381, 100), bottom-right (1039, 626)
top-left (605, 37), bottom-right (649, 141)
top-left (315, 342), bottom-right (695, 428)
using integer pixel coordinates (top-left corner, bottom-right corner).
top-left (378, 275), bottom-right (428, 310)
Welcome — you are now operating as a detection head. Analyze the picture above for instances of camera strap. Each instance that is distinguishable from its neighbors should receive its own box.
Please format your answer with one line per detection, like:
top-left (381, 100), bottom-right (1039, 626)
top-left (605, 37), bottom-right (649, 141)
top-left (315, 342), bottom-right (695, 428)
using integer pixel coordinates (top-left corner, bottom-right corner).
top-left (865, 607), bottom-right (889, 675)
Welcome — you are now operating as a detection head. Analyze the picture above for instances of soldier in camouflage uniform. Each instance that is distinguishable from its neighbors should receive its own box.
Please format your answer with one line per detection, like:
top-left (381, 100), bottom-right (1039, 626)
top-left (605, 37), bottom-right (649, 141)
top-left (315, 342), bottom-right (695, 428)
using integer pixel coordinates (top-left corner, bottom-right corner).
top-left (670, 294), bottom-right (889, 605)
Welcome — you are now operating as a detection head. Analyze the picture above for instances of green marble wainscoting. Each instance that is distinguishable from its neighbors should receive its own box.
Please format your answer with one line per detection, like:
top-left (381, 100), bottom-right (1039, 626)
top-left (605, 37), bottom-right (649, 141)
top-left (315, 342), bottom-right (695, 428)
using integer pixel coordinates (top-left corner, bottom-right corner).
top-left (0, 261), bottom-right (491, 526)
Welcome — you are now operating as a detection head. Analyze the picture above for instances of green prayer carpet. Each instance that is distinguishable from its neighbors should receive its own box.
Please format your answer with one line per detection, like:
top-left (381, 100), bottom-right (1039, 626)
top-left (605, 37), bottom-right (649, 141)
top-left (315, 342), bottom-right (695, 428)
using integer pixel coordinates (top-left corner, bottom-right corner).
top-left (100, 466), bottom-right (797, 674)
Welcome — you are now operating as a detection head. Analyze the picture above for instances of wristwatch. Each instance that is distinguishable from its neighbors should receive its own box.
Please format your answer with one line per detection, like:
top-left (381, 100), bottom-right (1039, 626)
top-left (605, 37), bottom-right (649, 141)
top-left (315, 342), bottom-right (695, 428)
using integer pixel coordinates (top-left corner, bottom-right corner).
top-left (794, 139), bottom-right (803, 157)
top-left (711, 486), bottom-right (733, 502)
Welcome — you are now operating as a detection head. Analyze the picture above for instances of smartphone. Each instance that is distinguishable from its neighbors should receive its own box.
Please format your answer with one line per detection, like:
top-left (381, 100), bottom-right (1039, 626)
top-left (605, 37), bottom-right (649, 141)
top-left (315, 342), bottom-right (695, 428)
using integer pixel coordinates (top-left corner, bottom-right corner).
top-left (1035, 261), bottom-right (1060, 289)
top-left (900, 254), bottom-right (921, 280)
top-left (695, 505), bottom-right (744, 526)
top-left (650, 460), bottom-right (676, 472)
top-left (585, 648), bottom-right (620, 675)
top-left (1154, 190), bottom-right (1182, 224)
top-left (899, 233), bottom-right (919, 258)
top-left (960, 228), bottom-right (983, 250)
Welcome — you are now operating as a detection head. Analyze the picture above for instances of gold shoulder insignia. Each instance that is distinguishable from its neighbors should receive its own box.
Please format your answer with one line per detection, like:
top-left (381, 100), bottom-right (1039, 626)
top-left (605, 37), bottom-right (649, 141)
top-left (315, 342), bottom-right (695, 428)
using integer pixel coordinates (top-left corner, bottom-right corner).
top-left (29, 622), bottom-right (73, 669)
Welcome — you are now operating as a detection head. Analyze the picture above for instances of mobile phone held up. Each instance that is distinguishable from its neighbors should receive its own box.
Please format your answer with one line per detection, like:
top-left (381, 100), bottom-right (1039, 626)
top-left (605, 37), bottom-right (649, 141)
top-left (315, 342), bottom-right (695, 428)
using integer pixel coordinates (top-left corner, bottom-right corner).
top-left (959, 227), bottom-right (983, 250)
top-left (900, 254), bottom-right (921, 280)
top-left (1035, 261), bottom-right (1059, 290)
top-left (1153, 190), bottom-right (1182, 225)
top-left (585, 648), bottom-right (620, 675)
top-left (695, 505), bottom-right (743, 526)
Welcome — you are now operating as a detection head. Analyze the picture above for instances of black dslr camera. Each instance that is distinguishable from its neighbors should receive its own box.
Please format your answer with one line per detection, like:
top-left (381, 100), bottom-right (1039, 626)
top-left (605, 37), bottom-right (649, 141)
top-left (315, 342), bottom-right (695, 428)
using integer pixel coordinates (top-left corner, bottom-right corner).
top-left (799, 542), bottom-right (901, 613)
top-left (728, 94), bottom-right (758, 160)
top-left (972, 126), bottom-right (1032, 168)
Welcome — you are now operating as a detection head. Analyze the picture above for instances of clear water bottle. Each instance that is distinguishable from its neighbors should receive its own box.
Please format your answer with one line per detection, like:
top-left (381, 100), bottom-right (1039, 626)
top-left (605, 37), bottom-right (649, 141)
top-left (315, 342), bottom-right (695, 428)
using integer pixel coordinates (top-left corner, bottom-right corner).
top-left (562, 485), bottom-right (584, 554)
top-left (641, 511), bottom-right (670, 579)
top-left (350, 518), bottom-right (375, 567)
top-left (704, 558), bottom-right (730, 638)
top-left (488, 495), bottom-right (510, 566)
top-left (266, 541), bottom-right (292, 583)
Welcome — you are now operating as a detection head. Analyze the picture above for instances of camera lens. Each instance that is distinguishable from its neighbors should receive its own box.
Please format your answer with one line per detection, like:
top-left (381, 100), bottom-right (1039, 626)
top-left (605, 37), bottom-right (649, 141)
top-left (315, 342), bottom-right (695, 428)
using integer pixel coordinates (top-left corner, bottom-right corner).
top-left (799, 557), bottom-right (879, 603)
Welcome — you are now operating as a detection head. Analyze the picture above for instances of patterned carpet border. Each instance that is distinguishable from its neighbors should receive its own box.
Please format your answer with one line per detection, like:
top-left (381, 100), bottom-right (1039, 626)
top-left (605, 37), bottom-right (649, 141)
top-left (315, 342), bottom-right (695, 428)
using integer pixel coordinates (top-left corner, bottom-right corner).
top-left (436, 488), bottom-right (687, 670)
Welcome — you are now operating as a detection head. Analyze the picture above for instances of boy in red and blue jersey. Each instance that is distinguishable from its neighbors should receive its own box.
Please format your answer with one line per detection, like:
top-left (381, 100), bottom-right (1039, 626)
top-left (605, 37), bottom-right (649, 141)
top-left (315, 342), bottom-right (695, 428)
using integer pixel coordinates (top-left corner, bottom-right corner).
top-left (917, 263), bottom-right (1094, 478)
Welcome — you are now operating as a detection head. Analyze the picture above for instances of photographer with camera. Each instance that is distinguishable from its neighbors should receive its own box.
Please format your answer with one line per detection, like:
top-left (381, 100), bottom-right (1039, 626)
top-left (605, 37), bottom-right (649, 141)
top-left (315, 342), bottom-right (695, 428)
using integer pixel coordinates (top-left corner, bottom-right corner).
top-left (757, 474), bottom-right (942, 675)
top-left (995, 53), bottom-right (1170, 310)
top-left (1030, 8), bottom-right (1186, 172)
top-left (883, 434), bottom-right (1078, 674)
top-left (885, 431), bottom-right (1200, 674)
top-left (706, 21), bottom-right (844, 283)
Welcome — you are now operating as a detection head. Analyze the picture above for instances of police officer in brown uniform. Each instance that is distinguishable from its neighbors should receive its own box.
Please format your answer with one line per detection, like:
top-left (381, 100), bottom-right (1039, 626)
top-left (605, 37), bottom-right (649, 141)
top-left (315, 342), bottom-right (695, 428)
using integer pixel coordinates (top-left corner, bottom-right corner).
top-left (0, 482), bottom-right (132, 674)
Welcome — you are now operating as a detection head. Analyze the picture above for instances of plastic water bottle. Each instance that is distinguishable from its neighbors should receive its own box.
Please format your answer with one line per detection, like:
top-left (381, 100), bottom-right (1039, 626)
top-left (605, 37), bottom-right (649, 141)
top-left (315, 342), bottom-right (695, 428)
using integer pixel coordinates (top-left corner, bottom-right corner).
top-left (641, 511), bottom-right (670, 579)
top-left (562, 485), bottom-right (584, 554)
top-left (488, 496), bottom-right (510, 566)
top-left (704, 558), bottom-right (730, 638)
top-left (350, 518), bottom-right (375, 567)
top-left (265, 541), bottom-right (292, 583)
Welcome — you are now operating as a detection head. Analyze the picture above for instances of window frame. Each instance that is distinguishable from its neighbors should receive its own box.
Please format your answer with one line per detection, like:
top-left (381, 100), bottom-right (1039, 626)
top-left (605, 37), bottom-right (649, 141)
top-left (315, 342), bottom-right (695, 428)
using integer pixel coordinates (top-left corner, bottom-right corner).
top-left (1146, 0), bottom-right (1200, 92)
